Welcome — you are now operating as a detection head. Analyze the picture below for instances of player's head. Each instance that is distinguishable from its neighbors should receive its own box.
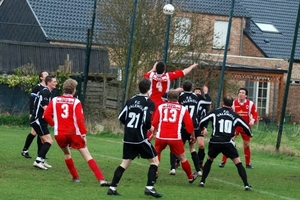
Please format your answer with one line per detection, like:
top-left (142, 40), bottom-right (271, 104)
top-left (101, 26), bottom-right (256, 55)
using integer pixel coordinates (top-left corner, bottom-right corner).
top-left (238, 87), bottom-right (248, 100)
top-left (63, 79), bottom-right (78, 95)
top-left (38, 71), bottom-right (49, 83)
top-left (139, 78), bottom-right (151, 94)
top-left (167, 89), bottom-right (179, 102)
top-left (223, 95), bottom-right (233, 107)
top-left (193, 87), bottom-right (201, 95)
top-left (156, 62), bottom-right (166, 74)
top-left (182, 80), bottom-right (193, 91)
top-left (45, 75), bottom-right (57, 90)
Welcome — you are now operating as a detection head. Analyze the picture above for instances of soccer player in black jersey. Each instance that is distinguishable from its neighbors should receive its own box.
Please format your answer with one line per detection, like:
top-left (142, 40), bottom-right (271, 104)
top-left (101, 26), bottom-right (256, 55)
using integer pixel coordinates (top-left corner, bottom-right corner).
top-left (107, 78), bottom-right (162, 198)
top-left (21, 71), bottom-right (48, 158)
top-left (198, 95), bottom-right (252, 191)
top-left (31, 75), bottom-right (57, 170)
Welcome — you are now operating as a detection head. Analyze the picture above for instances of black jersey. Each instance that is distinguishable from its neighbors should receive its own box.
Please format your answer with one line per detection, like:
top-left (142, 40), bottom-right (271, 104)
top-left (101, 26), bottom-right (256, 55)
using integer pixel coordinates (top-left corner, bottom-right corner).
top-left (30, 87), bottom-right (52, 122)
top-left (179, 91), bottom-right (201, 129)
top-left (199, 107), bottom-right (252, 143)
top-left (118, 94), bottom-right (155, 144)
top-left (197, 93), bottom-right (212, 120)
top-left (30, 83), bottom-right (45, 115)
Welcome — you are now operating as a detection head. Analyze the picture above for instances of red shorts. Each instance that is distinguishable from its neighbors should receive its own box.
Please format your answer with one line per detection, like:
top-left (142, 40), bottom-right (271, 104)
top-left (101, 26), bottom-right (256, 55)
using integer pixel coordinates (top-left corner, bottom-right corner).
top-left (55, 135), bottom-right (85, 149)
top-left (154, 138), bottom-right (185, 155)
top-left (235, 126), bottom-right (251, 141)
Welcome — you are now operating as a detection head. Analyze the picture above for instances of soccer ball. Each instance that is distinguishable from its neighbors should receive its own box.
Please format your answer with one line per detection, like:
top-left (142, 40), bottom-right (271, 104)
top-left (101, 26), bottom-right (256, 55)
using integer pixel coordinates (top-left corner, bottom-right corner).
top-left (163, 4), bottom-right (175, 15)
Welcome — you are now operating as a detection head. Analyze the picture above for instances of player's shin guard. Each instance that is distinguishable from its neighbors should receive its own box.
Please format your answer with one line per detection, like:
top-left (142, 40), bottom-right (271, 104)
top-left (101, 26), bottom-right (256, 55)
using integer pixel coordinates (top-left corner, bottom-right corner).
top-left (201, 159), bottom-right (212, 183)
top-left (244, 147), bottom-right (251, 165)
top-left (111, 166), bottom-right (125, 187)
top-left (147, 165), bottom-right (158, 186)
top-left (221, 154), bottom-right (227, 163)
top-left (181, 160), bottom-right (193, 179)
top-left (191, 151), bottom-right (201, 172)
top-left (38, 142), bottom-right (51, 159)
top-left (23, 133), bottom-right (35, 151)
top-left (198, 148), bottom-right (205, 167)
top-left (65, 158), bottom-right (79, 179)
top-left (236, 162), bottom-right (249, 186)
top-left (87, 159), bottom-right (105, 181)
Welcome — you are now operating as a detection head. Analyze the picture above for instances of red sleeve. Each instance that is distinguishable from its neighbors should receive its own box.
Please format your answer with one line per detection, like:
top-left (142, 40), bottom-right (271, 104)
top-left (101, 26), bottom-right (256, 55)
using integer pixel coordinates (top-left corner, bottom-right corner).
top-left (75, 102), bottom-right (87, 134)
top-left (168, 70), bottom-right (185, 81)
top-left (183, 109), bottom-right (194, 134)
top-left (251, 103), bottom-right (259, 122)
top-left (151, 109), bottom-right (159, 130)
top-left (144, 72), bottom-right (150, 79)
top-left (44, 100), bottom-right (54, 126)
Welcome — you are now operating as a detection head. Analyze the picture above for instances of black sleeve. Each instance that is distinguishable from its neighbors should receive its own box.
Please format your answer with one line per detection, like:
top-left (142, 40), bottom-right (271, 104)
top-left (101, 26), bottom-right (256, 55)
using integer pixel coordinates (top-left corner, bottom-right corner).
top-left (29, 85), bottom-right (40, 114)
top-left (144, 100), bottom-right (155, 130)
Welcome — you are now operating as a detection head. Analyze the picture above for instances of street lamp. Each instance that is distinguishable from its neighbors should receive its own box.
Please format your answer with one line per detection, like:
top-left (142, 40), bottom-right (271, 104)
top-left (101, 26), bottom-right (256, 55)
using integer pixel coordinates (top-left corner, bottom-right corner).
top-left (163, 2), bottom-right (174, 64)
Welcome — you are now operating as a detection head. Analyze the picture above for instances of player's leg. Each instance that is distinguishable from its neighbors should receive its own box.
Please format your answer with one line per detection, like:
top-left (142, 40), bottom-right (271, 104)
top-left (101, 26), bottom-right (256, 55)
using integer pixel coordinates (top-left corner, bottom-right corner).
top-left (78, 145), bottom-right (109, 186)
top-left (189, 142), bottom-right (201, 176)
top-left (241, 133), bottom-right (253, 168)
top-left (199, 142), bottom-right (217, 187)
top-left (32, 122), bottom-right (52, 170)
top-left (59, 142), bottom-right (79, 182)
top-left (171, 140), bottom-right (197, 183)
top-left (21, 128), bottom-right (37, 158)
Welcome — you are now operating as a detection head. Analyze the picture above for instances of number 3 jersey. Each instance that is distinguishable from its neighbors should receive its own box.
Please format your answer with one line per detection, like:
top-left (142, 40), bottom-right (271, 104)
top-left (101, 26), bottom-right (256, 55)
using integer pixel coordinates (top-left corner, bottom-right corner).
top-left (143, 70), bottom-right (184, 106)
top-left (199, 107), bottom-right (252, 142)
top-left (118, 94), bottom-right (155, 144)
top-left (44, 94), bottom-right (87, 136)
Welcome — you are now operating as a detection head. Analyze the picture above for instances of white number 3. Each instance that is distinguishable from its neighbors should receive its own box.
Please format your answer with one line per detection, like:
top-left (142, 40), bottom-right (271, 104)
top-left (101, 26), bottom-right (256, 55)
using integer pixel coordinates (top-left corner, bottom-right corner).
top-left (61, 104), bottom-right (69, 118)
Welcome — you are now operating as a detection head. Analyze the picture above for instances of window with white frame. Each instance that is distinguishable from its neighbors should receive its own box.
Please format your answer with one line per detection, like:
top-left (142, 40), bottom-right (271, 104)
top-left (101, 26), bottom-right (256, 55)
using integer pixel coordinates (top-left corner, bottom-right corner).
top-left (213, 21), bottom-right (228, 49)
top-left (173, 17), bottom-right (191, 46)
top-left (245, 81), bottom-right (270, 117)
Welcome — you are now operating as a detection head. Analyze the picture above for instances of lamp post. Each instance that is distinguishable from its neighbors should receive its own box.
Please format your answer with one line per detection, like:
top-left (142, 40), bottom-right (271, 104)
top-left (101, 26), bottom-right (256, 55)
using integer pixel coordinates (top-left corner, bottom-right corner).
top-left (121, 0), bottom-right (138, 109)
top-left (163, 1), bottom-right (174, 64)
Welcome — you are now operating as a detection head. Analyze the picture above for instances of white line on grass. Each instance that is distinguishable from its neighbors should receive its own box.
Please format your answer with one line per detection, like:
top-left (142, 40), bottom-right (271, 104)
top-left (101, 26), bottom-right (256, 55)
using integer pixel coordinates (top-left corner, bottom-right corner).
top-left (94, 138), bottom-right (297, 200)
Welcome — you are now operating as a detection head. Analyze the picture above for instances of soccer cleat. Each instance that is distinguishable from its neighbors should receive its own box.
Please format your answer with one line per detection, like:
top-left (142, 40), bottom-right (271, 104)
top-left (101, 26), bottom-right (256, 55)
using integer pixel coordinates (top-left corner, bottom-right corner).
top-left (21, 151), bottom-right (32, 158)
top-left (144, 188), bottom-right (163, 198)
top-left (33, 161), bottom-right (48, 170)
top-left (72, 178), bottom-right (80, 183)
top-left (197, 170), bottom-right (202, 177)
top-left (107, 188), bottom-right (121, 196)
top-left (246, 164), bottom-right (254, 169)
top-left (245, 185), bottom-right (252, 191)
top-left (219, 162), bottom-right (226, 168)
top-left (188, 172), bottom-right (198, 183)
top-left (100, 179), bottom-right (111, 187)
top-left (43, 161), bottom-right (52, 168)
top-left (199, 182), bottom-right (205, 187)
top-left (169, 169), bottom-right (176, 175)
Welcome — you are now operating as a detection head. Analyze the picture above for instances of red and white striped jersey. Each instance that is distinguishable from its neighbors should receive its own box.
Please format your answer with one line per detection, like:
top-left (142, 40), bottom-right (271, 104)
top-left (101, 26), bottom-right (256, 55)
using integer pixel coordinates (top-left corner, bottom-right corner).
top-left (44, 94), bottom-right (87, 136)
top-left (152, 102), bottom-right (194, 140)
top-left (144, 70), bottom-right (185, 106)
top-left (232, 99), bottom-right (258, 124)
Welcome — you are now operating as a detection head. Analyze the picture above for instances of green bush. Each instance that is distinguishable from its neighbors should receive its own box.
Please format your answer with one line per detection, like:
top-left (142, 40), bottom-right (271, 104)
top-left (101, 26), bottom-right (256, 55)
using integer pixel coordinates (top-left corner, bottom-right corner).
top-left (0, 114), bottom-right (29, 126)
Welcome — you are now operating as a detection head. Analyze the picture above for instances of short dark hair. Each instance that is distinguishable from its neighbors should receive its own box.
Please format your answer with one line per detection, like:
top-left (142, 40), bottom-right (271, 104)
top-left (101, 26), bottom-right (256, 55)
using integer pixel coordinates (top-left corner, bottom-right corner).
top-left (239, 87), bottom-right (248, 95)
top-left (38, 71), bottom-right (48, 82)
top-left (167, 89), bottom-right (179, 102)
top-left (156, 62), bottom-right (166, 74)
top-left (223, 95), bottom-right (233, 107)
top-left (138, 78), bottom-right (151, 94)
top-left (45, 75), bottom-right (56, 85)
top-left (183, 80), bottom-right (192, 91)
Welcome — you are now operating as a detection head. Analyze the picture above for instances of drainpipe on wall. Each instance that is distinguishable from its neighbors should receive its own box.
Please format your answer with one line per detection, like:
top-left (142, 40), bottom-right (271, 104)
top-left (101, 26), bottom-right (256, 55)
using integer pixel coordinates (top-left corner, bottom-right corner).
top-left (239, 17), bottom-right (244, 56)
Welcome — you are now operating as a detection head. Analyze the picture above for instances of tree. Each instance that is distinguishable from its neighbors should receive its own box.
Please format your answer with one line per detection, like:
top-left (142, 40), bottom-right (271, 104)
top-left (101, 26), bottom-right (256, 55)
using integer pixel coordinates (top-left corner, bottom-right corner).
top-left (96, 0), bottom-right (216, 102)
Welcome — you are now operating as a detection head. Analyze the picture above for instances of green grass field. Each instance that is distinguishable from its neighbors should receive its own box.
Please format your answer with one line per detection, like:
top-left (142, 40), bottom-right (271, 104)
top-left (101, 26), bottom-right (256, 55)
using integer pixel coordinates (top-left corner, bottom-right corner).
top-left (0, 125), bottom-right (300, 200)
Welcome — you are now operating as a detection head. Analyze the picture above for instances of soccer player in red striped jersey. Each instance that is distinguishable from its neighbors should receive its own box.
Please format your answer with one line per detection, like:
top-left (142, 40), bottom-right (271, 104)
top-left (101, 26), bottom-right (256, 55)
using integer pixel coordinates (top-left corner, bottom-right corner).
top-left (44, 78), bottom-right (110, 186)
top-left (219, 88), bottom-right (258, 169)
top-left (152, 89), bottom-right (198, 184)
top-left (143, 61), bottom-right (198, 108)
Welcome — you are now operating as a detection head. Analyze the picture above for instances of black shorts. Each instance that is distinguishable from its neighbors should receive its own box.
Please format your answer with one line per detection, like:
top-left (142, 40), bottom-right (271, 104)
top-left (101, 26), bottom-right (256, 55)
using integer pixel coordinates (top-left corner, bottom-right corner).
top-left (181, 129), bottom-right (202, 145)
top-left (123, 140), bottom-right (157, 160)
top-left (30, 119), bottom-right (50, 137)
top-left (207, 140), bottom-right (239, 159)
